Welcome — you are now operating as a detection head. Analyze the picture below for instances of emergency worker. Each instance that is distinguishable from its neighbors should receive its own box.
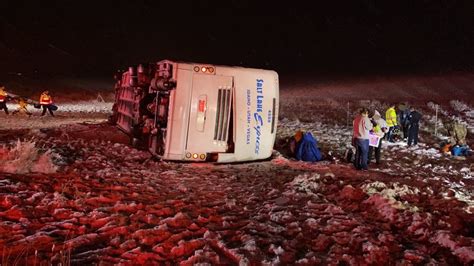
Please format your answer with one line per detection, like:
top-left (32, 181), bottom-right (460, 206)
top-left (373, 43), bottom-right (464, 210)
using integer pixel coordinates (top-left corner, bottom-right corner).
top-left (40, 90), bottom-right (54, 116)
top-left (0, 86), bottom-right (10, 114)
top-left (385, 104), bottom-right (397, 142)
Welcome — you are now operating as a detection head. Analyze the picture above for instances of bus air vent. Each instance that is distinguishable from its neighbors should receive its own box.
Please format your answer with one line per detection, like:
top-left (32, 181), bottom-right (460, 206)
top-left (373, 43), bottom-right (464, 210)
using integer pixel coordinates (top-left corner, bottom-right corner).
top-left (214, 88), bottom-right (232, 141)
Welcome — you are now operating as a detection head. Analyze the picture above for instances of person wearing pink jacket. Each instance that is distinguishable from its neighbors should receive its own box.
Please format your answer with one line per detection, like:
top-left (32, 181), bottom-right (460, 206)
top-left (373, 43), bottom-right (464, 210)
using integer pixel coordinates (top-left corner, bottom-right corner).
top-left (352, 108), bottom-right (373, 170)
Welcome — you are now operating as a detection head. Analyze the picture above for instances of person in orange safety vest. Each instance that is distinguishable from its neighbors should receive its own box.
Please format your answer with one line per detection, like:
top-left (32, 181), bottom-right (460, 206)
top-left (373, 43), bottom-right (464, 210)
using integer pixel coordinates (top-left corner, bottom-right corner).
top-left (40, 90), bottom-right (55, 117)
top-left (0, 86), bottom-right (10, 115)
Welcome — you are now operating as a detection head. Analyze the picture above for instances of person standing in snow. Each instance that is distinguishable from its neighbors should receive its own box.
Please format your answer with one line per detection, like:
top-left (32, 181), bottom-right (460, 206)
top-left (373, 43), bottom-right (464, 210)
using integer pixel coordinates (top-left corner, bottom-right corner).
top-left (369, 110), bottom-right (388, 164)
top-left (398, 103), bottom-right (411, 140)
top-left (0, 86), bottom-right (10, 115)
top-left (39, 90), bottom-right (55, 117)
top-left (407, 106), bottom-right (422, 147)
top-left (352, 108), bottom-right (373, 170)
top-left (385, 104), bottom-right (397, 142)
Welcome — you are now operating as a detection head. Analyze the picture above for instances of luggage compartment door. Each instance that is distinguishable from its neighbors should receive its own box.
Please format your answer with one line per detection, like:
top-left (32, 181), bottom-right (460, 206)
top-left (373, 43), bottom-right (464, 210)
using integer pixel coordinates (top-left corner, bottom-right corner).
top-left (186, 74), bottom-right (233, 153)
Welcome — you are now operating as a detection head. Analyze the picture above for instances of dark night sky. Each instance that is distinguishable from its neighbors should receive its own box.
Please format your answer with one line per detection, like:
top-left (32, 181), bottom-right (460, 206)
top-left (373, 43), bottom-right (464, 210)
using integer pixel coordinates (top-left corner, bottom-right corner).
top-left (0, 0), bottom-right (473, 77)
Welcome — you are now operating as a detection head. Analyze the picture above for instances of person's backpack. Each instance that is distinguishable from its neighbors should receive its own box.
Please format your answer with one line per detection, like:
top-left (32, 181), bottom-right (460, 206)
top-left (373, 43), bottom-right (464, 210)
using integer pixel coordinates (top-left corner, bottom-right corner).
top-left (295, 132), bottom-right (323, 162)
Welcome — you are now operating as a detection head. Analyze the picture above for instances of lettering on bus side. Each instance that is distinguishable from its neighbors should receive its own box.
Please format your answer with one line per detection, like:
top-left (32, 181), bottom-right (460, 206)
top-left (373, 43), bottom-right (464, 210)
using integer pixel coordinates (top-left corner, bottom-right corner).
top-left (253, 79), bottom-right (264, 154)
top-left (246, 89), bottom-right (251, 145)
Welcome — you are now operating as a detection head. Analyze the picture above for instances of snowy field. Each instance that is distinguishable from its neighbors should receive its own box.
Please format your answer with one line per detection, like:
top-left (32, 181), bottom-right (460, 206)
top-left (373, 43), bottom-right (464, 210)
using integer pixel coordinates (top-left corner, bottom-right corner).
top-left (0, 80), bottom-right (473, 264)
top-left (1, 102), bottom-right (113, 130)
top-left (5, 102), bottom-right (114, 114)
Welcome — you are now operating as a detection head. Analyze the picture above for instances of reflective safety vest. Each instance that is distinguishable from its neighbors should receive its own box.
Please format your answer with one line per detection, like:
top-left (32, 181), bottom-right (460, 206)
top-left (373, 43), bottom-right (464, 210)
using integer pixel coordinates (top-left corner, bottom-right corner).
top-left (40, 94), bottom-right (52, 105)
top-left (0, 90), bottom-right (6, 102)
top-left (372, 117), bottom-right (388, 137)
top-left (373, 124), bottom-right (382, 135)
top-left (385, 107), bottom-right (397, 127)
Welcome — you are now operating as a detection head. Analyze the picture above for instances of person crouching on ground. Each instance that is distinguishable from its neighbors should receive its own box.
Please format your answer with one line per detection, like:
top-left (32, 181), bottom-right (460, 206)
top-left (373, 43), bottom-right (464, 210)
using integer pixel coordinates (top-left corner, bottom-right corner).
top-left (352, 108), bottom-right (373, 170)
top-left (369, 110), bottom-right (388, 165)
top-left (408, 106), bottom-right (422, 147)
top-left (385, 104), bottom-right (397, 142)
top-left (0, 86), bottom-right (10, 115)
top-left (39, 90), bottom-right (55, 117)
top-left (12, 97), bottom-right (32, 116)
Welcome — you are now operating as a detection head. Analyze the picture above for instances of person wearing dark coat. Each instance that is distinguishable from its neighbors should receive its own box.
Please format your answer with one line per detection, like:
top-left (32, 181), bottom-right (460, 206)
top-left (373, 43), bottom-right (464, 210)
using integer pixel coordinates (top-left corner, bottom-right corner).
top-left (408, 107), bottom-right (422, 146)
top-left (399, 104), bottom-right (411, 140)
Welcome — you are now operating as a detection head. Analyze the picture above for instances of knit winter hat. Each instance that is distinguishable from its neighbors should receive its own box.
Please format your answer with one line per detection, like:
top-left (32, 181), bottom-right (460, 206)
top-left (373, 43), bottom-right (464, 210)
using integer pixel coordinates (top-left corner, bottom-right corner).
top-left (294, 130), bottom-right (303, 142)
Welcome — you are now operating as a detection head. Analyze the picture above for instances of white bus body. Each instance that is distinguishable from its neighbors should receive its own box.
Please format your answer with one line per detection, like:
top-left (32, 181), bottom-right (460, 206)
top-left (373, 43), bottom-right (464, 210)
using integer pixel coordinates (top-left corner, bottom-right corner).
top-left (113, 60), bottom-right (279, 163)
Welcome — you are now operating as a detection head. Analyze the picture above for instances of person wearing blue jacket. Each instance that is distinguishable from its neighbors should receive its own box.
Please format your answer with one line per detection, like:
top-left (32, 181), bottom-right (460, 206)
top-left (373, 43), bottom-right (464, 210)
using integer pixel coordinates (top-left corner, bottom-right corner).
top-left (295, 131), bottom-right (323, 162)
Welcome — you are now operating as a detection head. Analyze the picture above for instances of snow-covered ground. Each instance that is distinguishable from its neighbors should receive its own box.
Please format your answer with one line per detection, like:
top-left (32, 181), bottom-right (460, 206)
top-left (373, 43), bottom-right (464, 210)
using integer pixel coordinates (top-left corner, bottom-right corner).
top-left (5, 101), bottom-right (112, 114)
top-left (1, 102), bottom-right (112, 130)
top-left (0, 90), bottom-right (473, 264)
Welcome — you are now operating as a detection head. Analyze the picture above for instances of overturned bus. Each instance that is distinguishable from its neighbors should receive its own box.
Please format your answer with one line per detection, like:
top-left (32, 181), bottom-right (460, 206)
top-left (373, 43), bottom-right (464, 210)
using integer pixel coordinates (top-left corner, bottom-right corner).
top-left (111, 60), bottom-right (279, 163)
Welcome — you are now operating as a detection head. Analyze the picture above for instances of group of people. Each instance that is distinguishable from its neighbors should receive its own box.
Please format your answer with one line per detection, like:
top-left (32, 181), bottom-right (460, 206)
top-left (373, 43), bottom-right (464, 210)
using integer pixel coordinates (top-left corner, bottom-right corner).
top-left (352, 104), bottom-right (422, 171)
top-left (0, 86), bottom-right (55, 117)
top-left (385, 104), bottom-right (422, 146)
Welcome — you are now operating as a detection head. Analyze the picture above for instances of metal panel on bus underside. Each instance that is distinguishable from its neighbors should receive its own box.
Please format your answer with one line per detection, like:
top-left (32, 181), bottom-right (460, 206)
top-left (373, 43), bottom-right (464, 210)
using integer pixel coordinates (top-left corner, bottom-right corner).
top-left (186, 74), bottom-right (233, 153)
top-left (116, 86), bottom-right (140, 135)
